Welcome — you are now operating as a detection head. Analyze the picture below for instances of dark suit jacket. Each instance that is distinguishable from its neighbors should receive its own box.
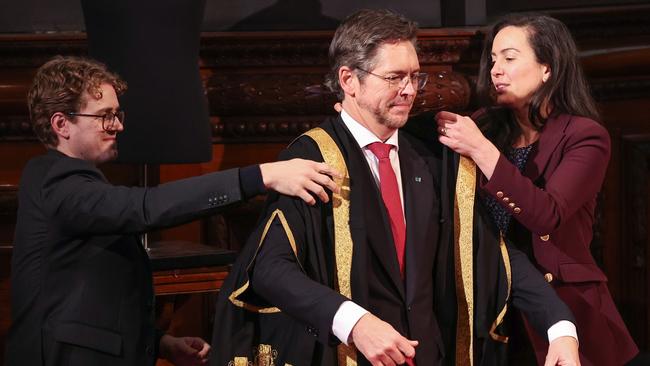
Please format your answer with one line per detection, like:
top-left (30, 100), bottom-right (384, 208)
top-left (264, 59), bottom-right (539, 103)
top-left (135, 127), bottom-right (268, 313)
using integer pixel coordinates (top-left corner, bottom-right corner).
top-left (479, 111), bottom-right (638, 365)
top-left (6, 149), bottom-right (254, 366)
top-left (212, 116), bottom-right (444, 365)
top-left (403, 113), bottom-right (575, 366)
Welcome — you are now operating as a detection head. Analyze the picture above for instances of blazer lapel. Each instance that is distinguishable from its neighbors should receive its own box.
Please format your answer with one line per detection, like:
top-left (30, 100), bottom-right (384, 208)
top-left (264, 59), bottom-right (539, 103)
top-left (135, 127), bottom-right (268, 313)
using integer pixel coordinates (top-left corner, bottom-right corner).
top-left (524, 114), bottom-right (572, 180)
top-left (399, 135), bottom-right (435, 306)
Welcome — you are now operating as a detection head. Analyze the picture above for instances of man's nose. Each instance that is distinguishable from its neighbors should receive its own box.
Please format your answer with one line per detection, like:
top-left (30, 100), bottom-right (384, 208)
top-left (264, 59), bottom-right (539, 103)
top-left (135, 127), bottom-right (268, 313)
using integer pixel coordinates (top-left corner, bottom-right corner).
top-left (113, 118), bottom-right (124, 132)
top-left (400, 77), bottom-right (417, 96)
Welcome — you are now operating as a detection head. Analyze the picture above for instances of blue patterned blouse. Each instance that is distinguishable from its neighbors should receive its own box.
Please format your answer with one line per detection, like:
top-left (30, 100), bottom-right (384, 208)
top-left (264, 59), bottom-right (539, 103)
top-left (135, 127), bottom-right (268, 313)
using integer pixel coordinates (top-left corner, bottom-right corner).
top-left (483, 144), bottom-right (535, 234)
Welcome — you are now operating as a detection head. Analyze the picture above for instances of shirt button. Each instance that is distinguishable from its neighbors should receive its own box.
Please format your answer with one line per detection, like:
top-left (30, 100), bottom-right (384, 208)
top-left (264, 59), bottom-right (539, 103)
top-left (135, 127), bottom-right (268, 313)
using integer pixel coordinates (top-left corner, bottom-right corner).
top-left (513, 207), bottom-right (521, 214)
top-left (496, 191), bottom-right (504, 198)
top-left (540, 234), bottom-right (550, 241)
top-left (508, 202), bottom-right (516, 208)
top-left (502, 197), bottom-right (510, 203)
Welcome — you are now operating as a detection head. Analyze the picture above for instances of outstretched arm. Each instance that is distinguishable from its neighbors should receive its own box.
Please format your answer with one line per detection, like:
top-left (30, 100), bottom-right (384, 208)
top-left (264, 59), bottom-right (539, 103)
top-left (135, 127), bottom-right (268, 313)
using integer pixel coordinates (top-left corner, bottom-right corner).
top-left (260, 159), bottom-right (341, 205)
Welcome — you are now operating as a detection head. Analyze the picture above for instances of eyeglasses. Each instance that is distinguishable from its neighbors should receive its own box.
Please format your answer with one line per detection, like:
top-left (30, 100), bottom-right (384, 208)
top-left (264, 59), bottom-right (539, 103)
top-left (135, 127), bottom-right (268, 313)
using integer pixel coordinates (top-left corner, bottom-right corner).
top-left (66, 110), bottom-right (125, 131)
top-left (356, 67), bottom-right (428, 91)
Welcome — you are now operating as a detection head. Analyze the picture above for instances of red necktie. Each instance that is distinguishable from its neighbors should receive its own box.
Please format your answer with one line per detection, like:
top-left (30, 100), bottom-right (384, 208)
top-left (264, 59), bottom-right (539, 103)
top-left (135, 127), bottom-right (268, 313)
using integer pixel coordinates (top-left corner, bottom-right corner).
top-left (367, 142), bottom-right (406, 278)
top-left (368, 143), bottom-right (415, 366)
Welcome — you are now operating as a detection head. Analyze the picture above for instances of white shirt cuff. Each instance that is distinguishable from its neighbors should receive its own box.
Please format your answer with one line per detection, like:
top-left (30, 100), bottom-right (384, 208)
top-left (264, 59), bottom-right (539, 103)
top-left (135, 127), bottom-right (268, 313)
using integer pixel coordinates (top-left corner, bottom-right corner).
top-left (547, 320), bottom-right (578, 344)
top-left (332, 301), bottom-right (369, 345)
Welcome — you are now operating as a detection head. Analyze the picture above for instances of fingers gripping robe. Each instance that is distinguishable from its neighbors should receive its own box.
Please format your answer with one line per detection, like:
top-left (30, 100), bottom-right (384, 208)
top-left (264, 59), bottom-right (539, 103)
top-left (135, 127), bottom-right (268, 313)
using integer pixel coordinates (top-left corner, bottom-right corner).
top-left (435, 110), bottom-right (500, 179)
top-left (260, 159), bottom-right (342, 205)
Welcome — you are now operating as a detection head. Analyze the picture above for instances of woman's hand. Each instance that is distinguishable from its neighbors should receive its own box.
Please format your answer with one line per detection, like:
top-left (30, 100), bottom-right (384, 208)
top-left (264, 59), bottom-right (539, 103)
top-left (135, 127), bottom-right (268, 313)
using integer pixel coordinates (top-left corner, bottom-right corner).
top-left (435, 111), bottom-right (500, 179)
top-left (435, 111), bottom-right (488, 157)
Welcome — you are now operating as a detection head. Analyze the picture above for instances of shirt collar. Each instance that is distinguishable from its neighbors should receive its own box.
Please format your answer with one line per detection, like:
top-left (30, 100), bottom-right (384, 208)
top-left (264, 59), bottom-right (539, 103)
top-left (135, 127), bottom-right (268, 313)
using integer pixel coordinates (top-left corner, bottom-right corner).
top-left (340, 109), bottom-right (399, 151)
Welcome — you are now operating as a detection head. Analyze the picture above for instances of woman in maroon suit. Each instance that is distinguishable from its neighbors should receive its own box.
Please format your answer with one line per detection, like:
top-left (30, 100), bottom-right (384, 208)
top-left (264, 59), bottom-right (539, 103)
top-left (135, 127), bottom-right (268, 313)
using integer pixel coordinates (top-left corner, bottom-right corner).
top-left (435, 14), bottom-right (638, 365)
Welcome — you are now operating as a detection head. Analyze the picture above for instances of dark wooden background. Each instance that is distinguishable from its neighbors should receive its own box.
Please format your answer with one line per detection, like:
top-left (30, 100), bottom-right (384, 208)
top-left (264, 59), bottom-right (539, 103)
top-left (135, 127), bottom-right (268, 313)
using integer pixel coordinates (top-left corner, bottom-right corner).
top-left (1, 3), bottom-right (649, 364)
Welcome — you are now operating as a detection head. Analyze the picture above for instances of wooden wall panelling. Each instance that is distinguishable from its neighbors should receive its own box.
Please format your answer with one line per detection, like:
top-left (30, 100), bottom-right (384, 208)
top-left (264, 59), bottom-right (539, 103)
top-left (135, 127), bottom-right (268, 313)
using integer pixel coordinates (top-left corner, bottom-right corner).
top-left (571, 7), bottom-right (650, 351)
top-left (200, 30), bottom-right (477, 144)
top-left (551, 4), bottom-right (650, 50)
top-left (620, 134), bottom-right (650, 350)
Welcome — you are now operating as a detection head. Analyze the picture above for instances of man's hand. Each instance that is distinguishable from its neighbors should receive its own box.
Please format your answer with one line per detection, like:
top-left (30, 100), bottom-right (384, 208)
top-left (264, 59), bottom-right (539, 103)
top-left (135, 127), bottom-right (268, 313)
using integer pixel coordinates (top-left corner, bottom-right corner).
top-left (350, 313), bottom-right (418, 366)
top-left (260, 159), bottom-right (342, 205)
top-left (544, 336), bottom-right (580, 366)
top-left (159, 334), bottom-right (210, 366)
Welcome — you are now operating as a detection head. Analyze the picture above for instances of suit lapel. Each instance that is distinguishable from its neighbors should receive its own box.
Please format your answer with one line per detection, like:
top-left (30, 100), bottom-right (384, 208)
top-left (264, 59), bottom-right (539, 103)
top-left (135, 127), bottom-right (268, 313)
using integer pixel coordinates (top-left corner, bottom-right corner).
top-left (331, 119), bottom-right (406, 301)
top-left (524, 114), bottom-right (571, 180)
top-left (399, 134), bottom-right (435, 306)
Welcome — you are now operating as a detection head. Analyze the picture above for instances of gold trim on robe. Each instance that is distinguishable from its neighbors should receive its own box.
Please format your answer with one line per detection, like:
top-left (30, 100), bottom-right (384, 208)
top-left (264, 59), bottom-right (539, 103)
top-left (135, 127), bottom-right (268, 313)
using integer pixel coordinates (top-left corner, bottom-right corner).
top-left (454, 156), bottom-right (513, 363)
top-left (228, 209), bottom-right (301, 313)
top-left (454, 155), bottom-right (476, 366)
top-left (489, 233), bottom-right (512, 343)
top-left (303, 128), bottom-right (357, 366)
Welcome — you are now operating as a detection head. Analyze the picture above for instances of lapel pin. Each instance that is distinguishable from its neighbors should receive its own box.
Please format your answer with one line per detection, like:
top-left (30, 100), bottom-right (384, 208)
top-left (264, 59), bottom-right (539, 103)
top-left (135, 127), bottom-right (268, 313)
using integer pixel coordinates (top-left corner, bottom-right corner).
top-left (415, 176), bottom-right (422, 182)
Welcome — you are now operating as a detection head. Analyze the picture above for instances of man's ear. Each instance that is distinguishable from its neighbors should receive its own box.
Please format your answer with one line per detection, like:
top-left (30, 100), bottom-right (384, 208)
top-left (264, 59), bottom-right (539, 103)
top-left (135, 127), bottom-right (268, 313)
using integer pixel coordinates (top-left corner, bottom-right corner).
top-left (338, 66), bottom-right (357, 97)
top-left (50, 112), bottom-right (71, 140)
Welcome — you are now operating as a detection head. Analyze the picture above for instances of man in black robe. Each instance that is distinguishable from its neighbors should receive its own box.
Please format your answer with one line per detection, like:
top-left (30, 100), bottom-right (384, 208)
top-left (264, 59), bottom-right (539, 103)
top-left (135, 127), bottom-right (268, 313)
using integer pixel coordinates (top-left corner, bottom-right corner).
top-left (212, 9), bottom-right (580, 366)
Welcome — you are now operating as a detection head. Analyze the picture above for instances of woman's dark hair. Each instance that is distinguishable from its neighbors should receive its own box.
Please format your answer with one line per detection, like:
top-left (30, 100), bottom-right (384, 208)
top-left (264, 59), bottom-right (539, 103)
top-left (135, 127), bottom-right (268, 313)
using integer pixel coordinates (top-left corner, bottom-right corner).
top-left (475, 14), bottom-right (599, 151)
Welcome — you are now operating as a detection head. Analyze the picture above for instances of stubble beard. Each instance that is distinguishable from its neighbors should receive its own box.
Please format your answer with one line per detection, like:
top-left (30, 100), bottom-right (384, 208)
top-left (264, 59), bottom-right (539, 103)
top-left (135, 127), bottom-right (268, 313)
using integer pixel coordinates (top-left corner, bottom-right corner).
top-left (375, 102), bottom-right (412, 130)
top-left (97, 142), bottom-right (119, 164)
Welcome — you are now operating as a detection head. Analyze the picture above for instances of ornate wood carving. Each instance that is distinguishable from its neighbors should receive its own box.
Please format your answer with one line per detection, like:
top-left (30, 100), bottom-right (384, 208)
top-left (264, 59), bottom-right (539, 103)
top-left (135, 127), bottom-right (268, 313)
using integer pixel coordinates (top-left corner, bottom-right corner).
top-left (0, 30), bottom-right (476, 143)
top-left (208, 69), bottom-right (470, 142)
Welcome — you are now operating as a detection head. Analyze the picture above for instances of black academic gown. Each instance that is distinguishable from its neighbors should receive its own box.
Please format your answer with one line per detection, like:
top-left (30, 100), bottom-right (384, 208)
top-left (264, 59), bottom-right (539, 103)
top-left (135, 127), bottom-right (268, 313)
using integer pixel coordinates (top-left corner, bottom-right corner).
top-left (402, 114), bottom-right (575, 366)
top-left (211, 116), bottom-right (444, 366)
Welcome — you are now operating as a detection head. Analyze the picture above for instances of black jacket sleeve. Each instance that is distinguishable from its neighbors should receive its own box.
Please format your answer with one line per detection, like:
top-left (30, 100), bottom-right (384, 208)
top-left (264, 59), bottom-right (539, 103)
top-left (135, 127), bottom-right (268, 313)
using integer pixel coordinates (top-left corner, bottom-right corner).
top-left (249, 136), bottom-right (349, 346)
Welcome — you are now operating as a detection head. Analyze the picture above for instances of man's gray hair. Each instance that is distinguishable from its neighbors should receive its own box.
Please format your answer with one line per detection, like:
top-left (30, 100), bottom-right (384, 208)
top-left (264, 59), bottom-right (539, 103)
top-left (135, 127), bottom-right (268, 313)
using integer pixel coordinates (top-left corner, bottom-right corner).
top-left (325, 9), bottom-right (418, 100)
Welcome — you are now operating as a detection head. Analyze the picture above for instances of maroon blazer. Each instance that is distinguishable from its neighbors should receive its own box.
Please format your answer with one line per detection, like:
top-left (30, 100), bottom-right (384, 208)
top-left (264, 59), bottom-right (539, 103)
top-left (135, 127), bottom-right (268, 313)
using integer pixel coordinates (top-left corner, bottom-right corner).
top-left (479, 112), bottom-right (638, 366)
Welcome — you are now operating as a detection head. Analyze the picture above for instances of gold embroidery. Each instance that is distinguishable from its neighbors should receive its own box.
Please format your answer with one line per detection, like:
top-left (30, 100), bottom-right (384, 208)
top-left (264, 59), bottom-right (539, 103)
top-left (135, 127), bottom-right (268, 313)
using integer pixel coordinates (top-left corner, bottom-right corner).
top-left (454, 156), bottom-right (475, 366)
top-left (228, 209), bottom-right (302, 313)
top-left (229, 356), bottom-right (251, 366)
top-left (229, 344), bottom-right (280, 366)
top-left (304, 128), bottom-right (357, 366)
top-left (489, 233), bottom-right (511, 343)
top-left (255, 344), bottom-right (278, 366)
